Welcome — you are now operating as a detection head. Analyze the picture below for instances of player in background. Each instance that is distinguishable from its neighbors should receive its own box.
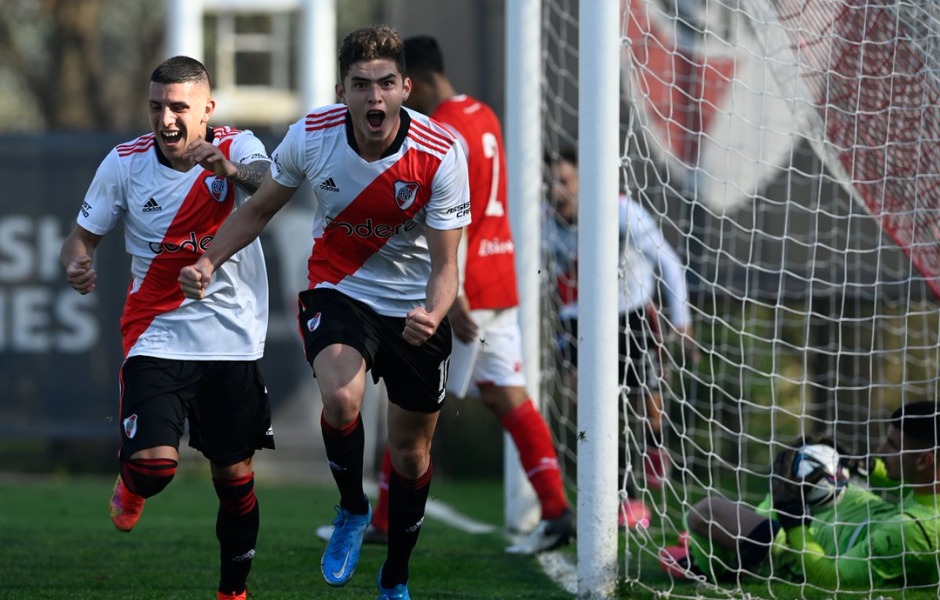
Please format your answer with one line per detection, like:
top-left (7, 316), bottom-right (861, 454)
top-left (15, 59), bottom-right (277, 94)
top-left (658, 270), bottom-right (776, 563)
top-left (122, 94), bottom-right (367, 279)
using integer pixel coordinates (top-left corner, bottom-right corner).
top-left (661, 401), bottom-right (940, 589)
top-left (179, 26), bottom-right (468, 600)
top-left (60, 56), bottom-right (274, 600)
top-left (334, 34), bottom-right (575, 556)
top-left (544, 147), bottom-right (697, 527)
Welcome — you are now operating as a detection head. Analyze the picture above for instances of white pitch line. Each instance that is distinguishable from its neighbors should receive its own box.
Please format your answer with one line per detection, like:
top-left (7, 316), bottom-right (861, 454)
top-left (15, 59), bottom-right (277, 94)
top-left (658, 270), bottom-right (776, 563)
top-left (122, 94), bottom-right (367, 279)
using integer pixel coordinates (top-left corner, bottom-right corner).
top-left (537, 551), bottom-right (578, 595)
top-left (357, 480), bottom-right (496, 534)
top-left (424, 496), bottom-right (496, 533)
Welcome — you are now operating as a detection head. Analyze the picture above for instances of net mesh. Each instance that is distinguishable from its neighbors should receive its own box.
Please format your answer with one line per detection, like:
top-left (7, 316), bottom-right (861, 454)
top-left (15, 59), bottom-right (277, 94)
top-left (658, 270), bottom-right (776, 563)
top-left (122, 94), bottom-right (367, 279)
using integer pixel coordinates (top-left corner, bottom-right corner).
top-left (538, 0), bottom-right (940, 596)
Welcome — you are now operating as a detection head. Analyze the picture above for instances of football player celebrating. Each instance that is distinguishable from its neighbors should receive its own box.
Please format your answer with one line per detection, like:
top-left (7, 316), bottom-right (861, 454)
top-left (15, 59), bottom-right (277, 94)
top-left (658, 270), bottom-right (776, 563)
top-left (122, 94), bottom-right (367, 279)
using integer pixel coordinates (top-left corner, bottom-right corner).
top-left (61, 56), bottom-right (274, 600)
top-left (179, 25), bottom-right (469, 600)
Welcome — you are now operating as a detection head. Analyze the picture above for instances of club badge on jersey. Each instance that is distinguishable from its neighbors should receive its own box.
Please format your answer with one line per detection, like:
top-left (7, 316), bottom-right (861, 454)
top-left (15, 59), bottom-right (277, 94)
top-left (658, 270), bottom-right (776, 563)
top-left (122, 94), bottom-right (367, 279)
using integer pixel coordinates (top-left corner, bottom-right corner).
top-left (394, 181), bottom-right (419, 210)
top-left (204, 175), bottom-right (229, 203)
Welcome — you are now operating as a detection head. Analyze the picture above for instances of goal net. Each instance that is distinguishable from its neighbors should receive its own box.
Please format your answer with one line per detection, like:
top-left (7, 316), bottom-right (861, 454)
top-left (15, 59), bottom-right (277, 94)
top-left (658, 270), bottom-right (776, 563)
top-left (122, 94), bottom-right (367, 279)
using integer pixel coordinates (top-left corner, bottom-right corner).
top-left (538, 0), bottom-right (940, 596)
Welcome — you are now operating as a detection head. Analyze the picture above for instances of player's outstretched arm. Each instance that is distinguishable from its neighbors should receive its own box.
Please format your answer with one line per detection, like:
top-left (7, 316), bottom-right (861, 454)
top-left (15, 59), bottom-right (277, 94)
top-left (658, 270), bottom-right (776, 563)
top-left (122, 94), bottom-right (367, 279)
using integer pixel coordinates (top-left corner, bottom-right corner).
top-left (180, 172), bottom-right (296, 300)
top-left (60, 225), bottom-right (103, 295)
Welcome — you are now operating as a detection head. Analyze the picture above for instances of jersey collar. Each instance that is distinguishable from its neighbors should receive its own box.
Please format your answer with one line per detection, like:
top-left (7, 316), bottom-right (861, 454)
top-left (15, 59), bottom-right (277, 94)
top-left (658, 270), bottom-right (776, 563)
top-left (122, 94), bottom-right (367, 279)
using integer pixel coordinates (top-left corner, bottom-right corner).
top-left (344, 108), bottom-right (411, 159)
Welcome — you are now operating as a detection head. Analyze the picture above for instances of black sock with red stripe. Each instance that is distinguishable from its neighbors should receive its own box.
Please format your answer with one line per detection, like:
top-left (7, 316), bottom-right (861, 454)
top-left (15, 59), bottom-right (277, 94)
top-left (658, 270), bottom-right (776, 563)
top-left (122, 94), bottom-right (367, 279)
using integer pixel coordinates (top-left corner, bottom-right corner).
top-left (321, 411), bottom-right (368, 514)
top-left (214, 473), bottom-right (259, 595)
top-left (381, 463), bottom-right (432, 588)
top-left (121, 458), bottom-right (177, 497)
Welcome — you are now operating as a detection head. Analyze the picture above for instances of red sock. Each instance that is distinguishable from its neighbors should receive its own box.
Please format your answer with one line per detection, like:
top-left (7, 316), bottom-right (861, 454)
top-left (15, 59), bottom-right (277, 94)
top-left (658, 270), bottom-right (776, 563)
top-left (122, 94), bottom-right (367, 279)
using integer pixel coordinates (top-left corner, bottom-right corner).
top-left (501, 399), bottom-right (569, 520)
top-left (372, 445), bottom-right (391, 532)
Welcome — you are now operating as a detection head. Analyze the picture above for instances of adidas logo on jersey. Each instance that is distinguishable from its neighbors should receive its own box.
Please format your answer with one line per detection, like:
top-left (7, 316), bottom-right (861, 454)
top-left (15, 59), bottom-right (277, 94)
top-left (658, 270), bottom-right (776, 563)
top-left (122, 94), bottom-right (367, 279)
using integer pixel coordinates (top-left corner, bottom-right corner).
top-left (142, 197), bottom-right (162, 213)
top-left (319, 177), bottom-right (340, 192)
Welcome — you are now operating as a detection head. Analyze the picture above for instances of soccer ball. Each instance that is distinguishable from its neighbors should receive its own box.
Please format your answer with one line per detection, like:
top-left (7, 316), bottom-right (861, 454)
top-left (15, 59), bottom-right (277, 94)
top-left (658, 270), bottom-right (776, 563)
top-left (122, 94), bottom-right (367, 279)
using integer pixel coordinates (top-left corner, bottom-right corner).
top-left (793, 443), bottom-right (850, 509)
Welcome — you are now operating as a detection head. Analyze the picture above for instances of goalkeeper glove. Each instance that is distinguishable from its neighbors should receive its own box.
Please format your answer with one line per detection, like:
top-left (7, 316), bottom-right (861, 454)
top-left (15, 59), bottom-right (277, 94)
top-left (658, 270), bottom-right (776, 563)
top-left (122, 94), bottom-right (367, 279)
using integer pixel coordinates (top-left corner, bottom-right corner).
top-left (771, 447), bottom-right (815, 530)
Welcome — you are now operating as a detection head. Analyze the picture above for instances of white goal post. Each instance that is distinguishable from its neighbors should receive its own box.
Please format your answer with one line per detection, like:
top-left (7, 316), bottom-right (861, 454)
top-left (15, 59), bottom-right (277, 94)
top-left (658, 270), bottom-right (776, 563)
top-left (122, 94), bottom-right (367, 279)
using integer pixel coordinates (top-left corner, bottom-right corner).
top-left (516, 0), bottom-right (940, 598)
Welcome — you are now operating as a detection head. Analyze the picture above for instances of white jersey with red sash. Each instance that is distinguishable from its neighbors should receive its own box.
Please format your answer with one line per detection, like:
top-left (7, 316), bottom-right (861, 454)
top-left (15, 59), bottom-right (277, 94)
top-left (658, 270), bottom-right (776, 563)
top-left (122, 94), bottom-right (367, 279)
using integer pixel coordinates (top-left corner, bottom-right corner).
top-left (270, 105), bottom-right (471, 317)
top-left (77, 126), bottom-right (270, 359)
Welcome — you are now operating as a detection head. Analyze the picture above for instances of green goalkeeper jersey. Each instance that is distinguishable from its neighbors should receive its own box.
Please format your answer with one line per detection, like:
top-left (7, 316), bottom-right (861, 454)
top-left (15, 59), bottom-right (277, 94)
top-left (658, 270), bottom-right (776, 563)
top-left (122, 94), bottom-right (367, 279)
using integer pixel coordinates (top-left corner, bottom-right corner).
top-left (770, 486), bottom-right (940, 589)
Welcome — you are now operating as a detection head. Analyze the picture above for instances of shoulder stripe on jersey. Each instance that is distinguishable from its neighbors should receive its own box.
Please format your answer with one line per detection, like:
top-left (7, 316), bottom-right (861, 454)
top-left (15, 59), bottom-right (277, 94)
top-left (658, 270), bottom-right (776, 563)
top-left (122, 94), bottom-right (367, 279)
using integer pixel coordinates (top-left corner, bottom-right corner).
top-left (306, 116), bottom-right (345, 132)
top-left (307, 105), bottom-right (346, 118)
top-left (212, 126), bottom-right (242, 141)
top-left (117, 134), bottom-right (155, 156)
top-left (408, 121), bottom-right (456, 155)
top-left (412, 118), bottom-right (457, 145)
top-left (305, 106), bottom-right (347, 125)
top-left (407, 129), bottom-right (452, 156)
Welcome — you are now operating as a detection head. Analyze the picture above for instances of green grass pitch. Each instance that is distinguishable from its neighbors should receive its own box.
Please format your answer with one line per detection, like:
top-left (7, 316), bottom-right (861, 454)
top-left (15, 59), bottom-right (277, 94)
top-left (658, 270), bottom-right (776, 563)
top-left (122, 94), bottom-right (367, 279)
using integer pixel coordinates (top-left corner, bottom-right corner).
top-left (0, 474), bottom-right (573, 599)
top-left (2, 474), bottom-right (937, 600)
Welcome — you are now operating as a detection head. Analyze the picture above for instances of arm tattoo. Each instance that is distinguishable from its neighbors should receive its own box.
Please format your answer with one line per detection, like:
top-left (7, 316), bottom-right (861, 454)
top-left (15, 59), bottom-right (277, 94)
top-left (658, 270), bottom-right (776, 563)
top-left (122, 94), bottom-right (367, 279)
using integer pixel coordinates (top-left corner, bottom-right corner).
top-left (231, 160), bottom-right (270, 193)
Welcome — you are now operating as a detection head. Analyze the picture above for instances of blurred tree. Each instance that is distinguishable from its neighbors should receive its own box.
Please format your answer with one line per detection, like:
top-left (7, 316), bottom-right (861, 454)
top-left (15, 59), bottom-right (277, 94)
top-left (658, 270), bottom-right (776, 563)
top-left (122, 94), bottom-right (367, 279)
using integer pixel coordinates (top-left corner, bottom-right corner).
top-left (0, 0), bottom-right (385, 133)
top-left (0, 0), bottom-right (164, 132)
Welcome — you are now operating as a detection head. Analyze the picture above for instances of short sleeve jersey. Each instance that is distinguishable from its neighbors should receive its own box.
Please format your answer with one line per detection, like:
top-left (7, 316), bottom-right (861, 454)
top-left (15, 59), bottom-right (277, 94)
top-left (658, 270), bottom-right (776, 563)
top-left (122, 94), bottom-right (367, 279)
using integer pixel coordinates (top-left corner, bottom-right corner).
top-left (432, 95), bottom-right (518, 310)
top-left (270, 105), bottom-right (471, 317)
top-left (78, 126), bottom-right (270, 360)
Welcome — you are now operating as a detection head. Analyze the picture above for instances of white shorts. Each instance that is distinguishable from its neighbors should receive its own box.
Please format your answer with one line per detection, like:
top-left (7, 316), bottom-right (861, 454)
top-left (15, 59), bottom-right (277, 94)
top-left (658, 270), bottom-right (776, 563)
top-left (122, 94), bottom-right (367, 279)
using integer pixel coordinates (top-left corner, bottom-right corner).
top-left (446, 307), bottom-right (527, 398)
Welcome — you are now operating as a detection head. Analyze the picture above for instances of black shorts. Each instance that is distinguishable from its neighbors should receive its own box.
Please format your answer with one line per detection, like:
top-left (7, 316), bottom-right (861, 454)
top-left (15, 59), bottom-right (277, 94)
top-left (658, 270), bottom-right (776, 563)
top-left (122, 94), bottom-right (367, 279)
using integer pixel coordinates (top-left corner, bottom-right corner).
top-left (118, 356), bottom-right (275, 466)
top-left (297, 288), bottom-right (452, 414)
top-left (559, 307), bottom-right (662, 393)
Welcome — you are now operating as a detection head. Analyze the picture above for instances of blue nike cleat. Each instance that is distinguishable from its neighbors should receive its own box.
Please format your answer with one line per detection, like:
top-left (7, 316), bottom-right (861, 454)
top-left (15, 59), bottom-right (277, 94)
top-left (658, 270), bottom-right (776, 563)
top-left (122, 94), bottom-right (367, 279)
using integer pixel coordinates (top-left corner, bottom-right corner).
top-left (376, 568), bottom-right (411, 600)
top-left (320, 501), bottom-right (372, 587)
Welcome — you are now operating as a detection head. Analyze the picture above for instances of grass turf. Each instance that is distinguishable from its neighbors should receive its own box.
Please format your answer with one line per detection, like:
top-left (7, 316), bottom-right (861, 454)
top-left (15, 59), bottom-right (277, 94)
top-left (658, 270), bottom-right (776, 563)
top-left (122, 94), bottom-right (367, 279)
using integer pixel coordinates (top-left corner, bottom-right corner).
top-left (0, 474), bottom-right (570, 600)
top-left (2, 474), bottom-right (938, 600)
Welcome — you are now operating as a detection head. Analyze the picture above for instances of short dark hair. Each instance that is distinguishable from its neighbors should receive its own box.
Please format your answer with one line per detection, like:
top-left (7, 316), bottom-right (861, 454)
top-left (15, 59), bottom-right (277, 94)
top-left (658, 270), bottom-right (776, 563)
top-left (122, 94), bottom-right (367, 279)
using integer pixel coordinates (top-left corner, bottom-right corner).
top-left (403, 35), bottom-right (445, 81)
top-left (891, 401), bottom-right (940, 449)
top-left (338, 25), bottom-right (405, 82)
top-left (150, 56), bottom-right (211, 86)
top-left (545, 145), bottom-right (578, 168)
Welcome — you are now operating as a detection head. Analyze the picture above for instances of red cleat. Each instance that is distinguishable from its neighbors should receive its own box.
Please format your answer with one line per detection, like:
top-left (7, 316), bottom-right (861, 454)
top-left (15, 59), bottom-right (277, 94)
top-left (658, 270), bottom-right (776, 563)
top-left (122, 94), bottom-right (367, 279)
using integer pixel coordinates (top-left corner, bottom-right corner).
top-left (109, 476), bottom-right (145, 532)
top-left (619, 498), bottom-right (652, 529)
top-left (659, 534), bottom-right (705, 581)
top-left (217, 589), bottom-right (247, 600)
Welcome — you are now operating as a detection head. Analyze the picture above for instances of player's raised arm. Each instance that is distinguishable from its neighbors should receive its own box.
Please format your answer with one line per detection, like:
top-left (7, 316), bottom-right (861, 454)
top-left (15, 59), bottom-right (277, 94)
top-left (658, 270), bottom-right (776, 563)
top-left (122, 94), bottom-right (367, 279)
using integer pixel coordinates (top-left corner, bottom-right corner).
top-left (182, 138), bottom-right (270, 194)
top-left (179, 172), bottom-right (296, 299)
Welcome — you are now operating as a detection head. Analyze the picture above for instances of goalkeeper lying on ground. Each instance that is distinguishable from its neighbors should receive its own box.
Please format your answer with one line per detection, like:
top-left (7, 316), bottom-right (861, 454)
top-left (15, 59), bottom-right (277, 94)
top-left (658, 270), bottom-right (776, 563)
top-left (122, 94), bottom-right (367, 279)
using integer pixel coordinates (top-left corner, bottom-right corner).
top-left (661, 400), bottom-right (940, 590)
